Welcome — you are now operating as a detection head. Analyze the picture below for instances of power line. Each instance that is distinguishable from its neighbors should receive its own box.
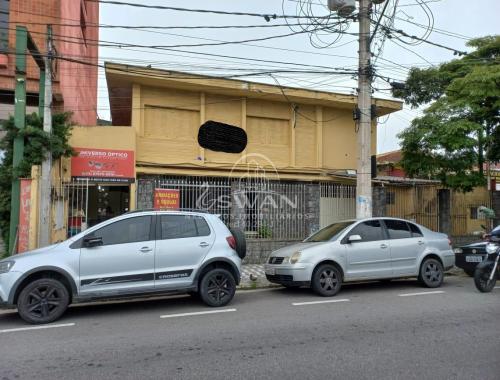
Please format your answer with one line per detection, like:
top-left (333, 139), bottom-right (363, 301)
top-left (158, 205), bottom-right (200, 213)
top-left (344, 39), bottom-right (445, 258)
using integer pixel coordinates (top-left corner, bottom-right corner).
top-left (88, 0), bottom-right (333, 20)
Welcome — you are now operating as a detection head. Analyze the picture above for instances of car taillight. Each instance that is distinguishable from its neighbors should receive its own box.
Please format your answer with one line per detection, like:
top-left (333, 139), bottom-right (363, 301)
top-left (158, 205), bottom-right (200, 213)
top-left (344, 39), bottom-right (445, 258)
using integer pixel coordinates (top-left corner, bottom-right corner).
top-left (226, 236), bottom-right (236, 250)
top-left (448, 238), bottom-right (452, 246)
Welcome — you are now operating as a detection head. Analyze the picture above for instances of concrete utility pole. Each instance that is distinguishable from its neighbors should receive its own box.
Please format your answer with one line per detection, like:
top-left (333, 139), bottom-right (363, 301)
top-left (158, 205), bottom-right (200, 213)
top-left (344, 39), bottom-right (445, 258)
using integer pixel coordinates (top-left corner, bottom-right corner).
top-left (356, 0), bottom-right (373, 218)
top-left (38, 25), bottom-right (53, 247)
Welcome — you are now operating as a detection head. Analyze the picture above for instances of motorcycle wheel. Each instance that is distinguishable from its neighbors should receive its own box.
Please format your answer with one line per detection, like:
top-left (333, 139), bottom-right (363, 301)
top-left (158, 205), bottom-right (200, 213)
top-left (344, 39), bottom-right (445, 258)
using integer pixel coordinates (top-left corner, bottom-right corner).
top-left (474, 263), bottom-right (497, 293)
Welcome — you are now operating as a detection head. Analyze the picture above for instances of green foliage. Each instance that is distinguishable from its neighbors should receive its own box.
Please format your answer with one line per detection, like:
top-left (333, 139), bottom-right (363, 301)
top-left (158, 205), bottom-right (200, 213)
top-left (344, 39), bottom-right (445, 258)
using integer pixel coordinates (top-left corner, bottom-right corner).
top-left (257, 223), bottom-right (273, 239)
top-left (0, 113), bottom-right (75, 255)
top-left (393, 36), bottom-right (500, 190)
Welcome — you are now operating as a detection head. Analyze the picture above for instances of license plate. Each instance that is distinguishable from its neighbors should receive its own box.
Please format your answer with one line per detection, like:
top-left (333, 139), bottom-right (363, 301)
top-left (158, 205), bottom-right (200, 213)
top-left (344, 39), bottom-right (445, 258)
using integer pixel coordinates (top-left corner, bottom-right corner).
top-left (265, 268), bottom-right (276, 275)
top-left (465, 255), bottom-right (483, 263)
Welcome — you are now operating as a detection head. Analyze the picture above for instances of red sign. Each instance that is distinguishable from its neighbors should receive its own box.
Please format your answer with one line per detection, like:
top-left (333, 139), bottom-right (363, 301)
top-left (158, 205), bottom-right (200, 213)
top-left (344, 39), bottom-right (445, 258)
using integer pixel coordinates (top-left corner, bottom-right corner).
top-left (71, 148), bottom-right (135, 183)
top-left (154, 189), bottom-right (180, 210)
top-left (18, 179), bottom-right (32, 253)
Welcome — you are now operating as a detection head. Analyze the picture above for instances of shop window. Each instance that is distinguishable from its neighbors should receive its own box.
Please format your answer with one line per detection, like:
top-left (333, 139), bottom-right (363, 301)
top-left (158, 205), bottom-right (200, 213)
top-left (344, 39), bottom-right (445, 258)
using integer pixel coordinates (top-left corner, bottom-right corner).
top-left (0, 0), bottom-right (9, 52)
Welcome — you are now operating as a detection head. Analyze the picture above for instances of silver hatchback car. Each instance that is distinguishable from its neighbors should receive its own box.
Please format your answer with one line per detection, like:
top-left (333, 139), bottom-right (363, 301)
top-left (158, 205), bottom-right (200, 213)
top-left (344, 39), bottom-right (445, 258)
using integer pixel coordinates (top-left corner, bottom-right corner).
top-left (0, 211), bottom-right (245, 324)
top-left (265, 218), bottom-right (455, 296)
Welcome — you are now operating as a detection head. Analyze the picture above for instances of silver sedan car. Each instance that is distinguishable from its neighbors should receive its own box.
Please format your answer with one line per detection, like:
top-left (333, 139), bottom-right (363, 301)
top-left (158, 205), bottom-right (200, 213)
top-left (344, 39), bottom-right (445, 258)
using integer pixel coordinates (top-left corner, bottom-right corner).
top-left (265, 218), bottom-right (455, 296)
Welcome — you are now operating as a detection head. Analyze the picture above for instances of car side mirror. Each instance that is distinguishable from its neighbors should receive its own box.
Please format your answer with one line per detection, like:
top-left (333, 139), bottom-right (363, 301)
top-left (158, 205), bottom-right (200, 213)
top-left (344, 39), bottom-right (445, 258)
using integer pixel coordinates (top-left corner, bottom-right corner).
top-left (83, 236), bottom-right (103, 248)
top-left (348, 234), bottom-right (362, 243)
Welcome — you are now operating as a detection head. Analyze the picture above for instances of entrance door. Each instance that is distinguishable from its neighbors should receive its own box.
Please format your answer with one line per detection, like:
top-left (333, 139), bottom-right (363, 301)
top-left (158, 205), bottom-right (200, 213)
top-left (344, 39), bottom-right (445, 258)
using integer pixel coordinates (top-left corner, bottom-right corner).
top-left (343, 220), bottom-right (392, 279)
top-left (79, 215), bottom-right (155, 295)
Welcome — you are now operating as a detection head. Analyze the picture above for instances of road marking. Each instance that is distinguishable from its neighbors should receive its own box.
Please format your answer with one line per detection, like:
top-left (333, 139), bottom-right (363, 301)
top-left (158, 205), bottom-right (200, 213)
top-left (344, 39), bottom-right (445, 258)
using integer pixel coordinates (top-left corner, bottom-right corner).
top-left (160, 309), bottom-right (236, 319)
top-left (292, 299), bottom-right (350, 306)
top-left (494, 286), bottom-right (500, 289)
top-left (398, 290), bottom-right (445, 297)
top-left (0, 323), bottom-right (75, 334)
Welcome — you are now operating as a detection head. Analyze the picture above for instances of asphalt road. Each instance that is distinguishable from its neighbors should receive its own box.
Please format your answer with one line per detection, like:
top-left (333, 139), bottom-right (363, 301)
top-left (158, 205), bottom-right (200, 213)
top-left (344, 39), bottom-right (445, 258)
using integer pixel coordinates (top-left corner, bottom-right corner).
top-left (0, 275), bottom-right (499, 380)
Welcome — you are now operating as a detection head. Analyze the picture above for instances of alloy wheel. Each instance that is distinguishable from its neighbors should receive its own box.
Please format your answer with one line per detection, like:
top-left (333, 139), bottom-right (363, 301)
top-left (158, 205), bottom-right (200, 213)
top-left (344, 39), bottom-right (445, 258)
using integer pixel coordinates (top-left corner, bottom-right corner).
top-left (206, 273), bottom-right (233, 304)
top-left (423, 262), bottom-right (443, 285)
top-left (319, 269), bottom-right (338, 292)
top-left (26, 284), bottom-right (63, 320)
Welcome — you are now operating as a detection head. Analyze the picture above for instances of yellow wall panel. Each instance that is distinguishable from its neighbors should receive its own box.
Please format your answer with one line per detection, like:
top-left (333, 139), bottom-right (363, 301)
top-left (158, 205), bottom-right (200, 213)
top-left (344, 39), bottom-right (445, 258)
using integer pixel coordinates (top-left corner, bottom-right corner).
top-left (141, 86), bottom-right (200, 111)
top-left (144, 106), bottom-right (199, 141)
top-left (322, 108), bottom-right (357, 170)
top-left (247, 116), bottom-right (290, 167)
top-left (295, 105), bottom-right (317, 168)
top-left (247, 98), bottom-right (290, 119)
top-left (204, 94), bottom-right (244, 164)
top-left (137, 138), bottom-right (199, 165)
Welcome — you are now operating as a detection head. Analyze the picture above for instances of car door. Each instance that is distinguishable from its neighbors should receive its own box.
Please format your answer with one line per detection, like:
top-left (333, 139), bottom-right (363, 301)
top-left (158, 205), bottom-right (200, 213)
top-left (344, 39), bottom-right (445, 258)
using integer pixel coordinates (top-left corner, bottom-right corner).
top-left (343, 220), bottom-right (392, 279)
top-left (154, 214), bottom-right (215, 289)
top-left (79, 215), bottom-right (155, 295)
top-left (383, 219), bottom-right (425, 276)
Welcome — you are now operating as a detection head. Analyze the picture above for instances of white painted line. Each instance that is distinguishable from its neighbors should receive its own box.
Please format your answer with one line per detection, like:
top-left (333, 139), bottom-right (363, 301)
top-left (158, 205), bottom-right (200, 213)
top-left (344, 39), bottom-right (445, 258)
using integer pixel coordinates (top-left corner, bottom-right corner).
top-left (494, 286), bottom-right (500, 289)
top-left (292, 299), bottom-right (350, 306)
top-left (160, 309), bottom-right (236, 319)
top-left (398, 290), bottom-right (445, 297)
top-left (0, 323), bottom-right (75, 334)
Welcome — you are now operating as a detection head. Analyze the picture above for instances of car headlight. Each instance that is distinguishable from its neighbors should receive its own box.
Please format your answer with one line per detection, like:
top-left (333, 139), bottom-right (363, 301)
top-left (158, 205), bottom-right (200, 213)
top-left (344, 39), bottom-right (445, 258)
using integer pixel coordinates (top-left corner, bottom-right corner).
top-left (0, 261), bottom-right (14, 274)
top-left (485, 243), bottom-right (499, 254)
top-left (290, 252), bottom-right (302, 264)
top-left (453, 248), bottom-right (463, 254)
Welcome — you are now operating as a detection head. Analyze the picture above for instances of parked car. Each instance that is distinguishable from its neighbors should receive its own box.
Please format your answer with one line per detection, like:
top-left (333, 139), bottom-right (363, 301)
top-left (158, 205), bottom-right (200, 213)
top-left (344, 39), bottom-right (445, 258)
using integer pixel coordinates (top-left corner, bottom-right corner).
top-left (0, 210), bottom-right (246, 324)
top-left (265, 217), bottom-right (455, 296)
top-left (454, 225), bottom-right (500, 276)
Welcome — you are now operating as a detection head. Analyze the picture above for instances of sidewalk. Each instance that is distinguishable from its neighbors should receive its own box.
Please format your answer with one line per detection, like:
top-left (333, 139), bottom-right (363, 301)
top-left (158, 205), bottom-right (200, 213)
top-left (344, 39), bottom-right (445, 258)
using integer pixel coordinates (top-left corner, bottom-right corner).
top-left (239, 264), bottom-right (275, 289)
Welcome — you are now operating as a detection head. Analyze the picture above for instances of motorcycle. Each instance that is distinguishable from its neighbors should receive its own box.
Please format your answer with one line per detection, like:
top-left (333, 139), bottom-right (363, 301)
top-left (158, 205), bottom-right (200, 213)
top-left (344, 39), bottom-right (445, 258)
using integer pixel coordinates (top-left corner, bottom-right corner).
top-left (474, 240), bottom-right (500, 293)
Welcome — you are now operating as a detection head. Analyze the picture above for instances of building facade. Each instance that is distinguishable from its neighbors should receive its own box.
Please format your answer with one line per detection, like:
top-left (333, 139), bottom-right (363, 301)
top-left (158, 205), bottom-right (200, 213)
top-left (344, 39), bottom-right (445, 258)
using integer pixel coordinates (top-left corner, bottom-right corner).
top-left (19, 63), bottom-right (399, 261)
top-left (0, 0), bottom-right (99, 125)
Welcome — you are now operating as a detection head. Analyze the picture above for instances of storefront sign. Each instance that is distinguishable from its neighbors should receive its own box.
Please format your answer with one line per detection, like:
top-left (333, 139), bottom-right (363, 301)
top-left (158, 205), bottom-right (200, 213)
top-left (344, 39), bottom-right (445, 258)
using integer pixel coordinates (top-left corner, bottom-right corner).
top-left (18, 179), bottom-right (32, 253)
top-left (154, 189), bottom-right (180, 210)
top-left (71, 148), bottom-right (135, 183)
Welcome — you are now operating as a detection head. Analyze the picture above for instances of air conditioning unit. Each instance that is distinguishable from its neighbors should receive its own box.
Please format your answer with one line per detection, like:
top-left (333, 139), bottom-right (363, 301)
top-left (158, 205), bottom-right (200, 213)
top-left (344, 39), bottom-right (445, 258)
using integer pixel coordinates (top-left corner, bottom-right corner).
top-left (327, 0), bottom-right (355, 15)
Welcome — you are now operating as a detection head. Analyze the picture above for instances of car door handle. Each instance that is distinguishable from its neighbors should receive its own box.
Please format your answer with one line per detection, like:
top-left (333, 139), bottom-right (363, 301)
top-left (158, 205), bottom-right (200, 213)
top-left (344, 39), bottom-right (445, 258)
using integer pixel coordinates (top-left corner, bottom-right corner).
top-left (139, 247), bottom-right (153, 253)
top-left (380, 244), bottom-right (388, 249)
top-left (199, 242), bottom-right (210, 248)
top-left (418, 241), bottom-right (425, 245)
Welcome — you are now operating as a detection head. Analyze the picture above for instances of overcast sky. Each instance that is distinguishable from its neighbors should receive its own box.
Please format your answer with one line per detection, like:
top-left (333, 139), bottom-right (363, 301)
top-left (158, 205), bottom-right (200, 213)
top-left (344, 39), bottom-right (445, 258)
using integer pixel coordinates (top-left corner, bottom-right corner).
top-left (96, 0), bottom-right (500, 154)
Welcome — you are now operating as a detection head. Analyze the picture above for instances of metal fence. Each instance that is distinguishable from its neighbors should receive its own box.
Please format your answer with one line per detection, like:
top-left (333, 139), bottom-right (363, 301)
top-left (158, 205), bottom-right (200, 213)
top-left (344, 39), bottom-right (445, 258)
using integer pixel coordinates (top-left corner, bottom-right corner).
top-left (147, 176), bottom-right (310, 240)
top-left (385, 185), bottom-right (439, 231)
top-left (51, 178), bottom-right (89, 239)
top-left (319, 183), bottom-right (356, 227)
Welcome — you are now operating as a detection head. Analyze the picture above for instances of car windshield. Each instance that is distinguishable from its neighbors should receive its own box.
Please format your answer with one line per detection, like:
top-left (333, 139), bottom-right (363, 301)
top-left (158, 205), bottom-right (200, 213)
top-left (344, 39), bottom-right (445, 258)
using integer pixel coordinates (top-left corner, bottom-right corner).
top-left (304, 221), bottom-right (355, 242)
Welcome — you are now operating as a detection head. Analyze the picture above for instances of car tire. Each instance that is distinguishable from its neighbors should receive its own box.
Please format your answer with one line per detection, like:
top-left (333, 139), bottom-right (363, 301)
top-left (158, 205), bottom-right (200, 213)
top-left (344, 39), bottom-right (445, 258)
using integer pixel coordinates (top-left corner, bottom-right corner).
top-left (311, 264), bottom-right (342, 297)
top-left (17, 278), bottom-right (70, 324)
top-left (199, 268), bottom-right (236, 307)
top-left (229, 228), bottom-right (246, 259)
top-left (418, 258), bottom-right (444, 288)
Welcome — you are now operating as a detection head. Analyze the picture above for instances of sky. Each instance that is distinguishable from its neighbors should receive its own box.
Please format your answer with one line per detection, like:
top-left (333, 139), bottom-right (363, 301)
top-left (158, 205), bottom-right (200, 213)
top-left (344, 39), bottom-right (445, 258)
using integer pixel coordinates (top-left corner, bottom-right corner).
top-left (96, 0), bottom-right (500, 154)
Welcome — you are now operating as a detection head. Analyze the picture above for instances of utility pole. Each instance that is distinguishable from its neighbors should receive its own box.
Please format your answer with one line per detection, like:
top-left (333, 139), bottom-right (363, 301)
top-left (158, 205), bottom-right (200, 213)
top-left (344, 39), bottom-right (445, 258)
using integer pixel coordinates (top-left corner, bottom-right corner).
top-left (356, 0), bottom-right (373, 218)
top-left (38, 25), bottom-right (53, 247)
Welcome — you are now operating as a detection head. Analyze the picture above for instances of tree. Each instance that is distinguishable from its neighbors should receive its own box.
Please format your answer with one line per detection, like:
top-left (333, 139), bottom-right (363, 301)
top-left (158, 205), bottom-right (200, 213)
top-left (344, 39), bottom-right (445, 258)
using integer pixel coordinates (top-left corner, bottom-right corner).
top-left (0, 113), bottom-right (75, 256)
top-left (393, 36), bottom-right (500, 192)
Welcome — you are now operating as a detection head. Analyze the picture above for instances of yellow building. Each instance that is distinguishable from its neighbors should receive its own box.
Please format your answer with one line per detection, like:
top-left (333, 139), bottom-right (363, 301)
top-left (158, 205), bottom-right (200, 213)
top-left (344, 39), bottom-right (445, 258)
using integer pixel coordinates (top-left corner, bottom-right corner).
top-left (27, 63), bottom-right (403, 258)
